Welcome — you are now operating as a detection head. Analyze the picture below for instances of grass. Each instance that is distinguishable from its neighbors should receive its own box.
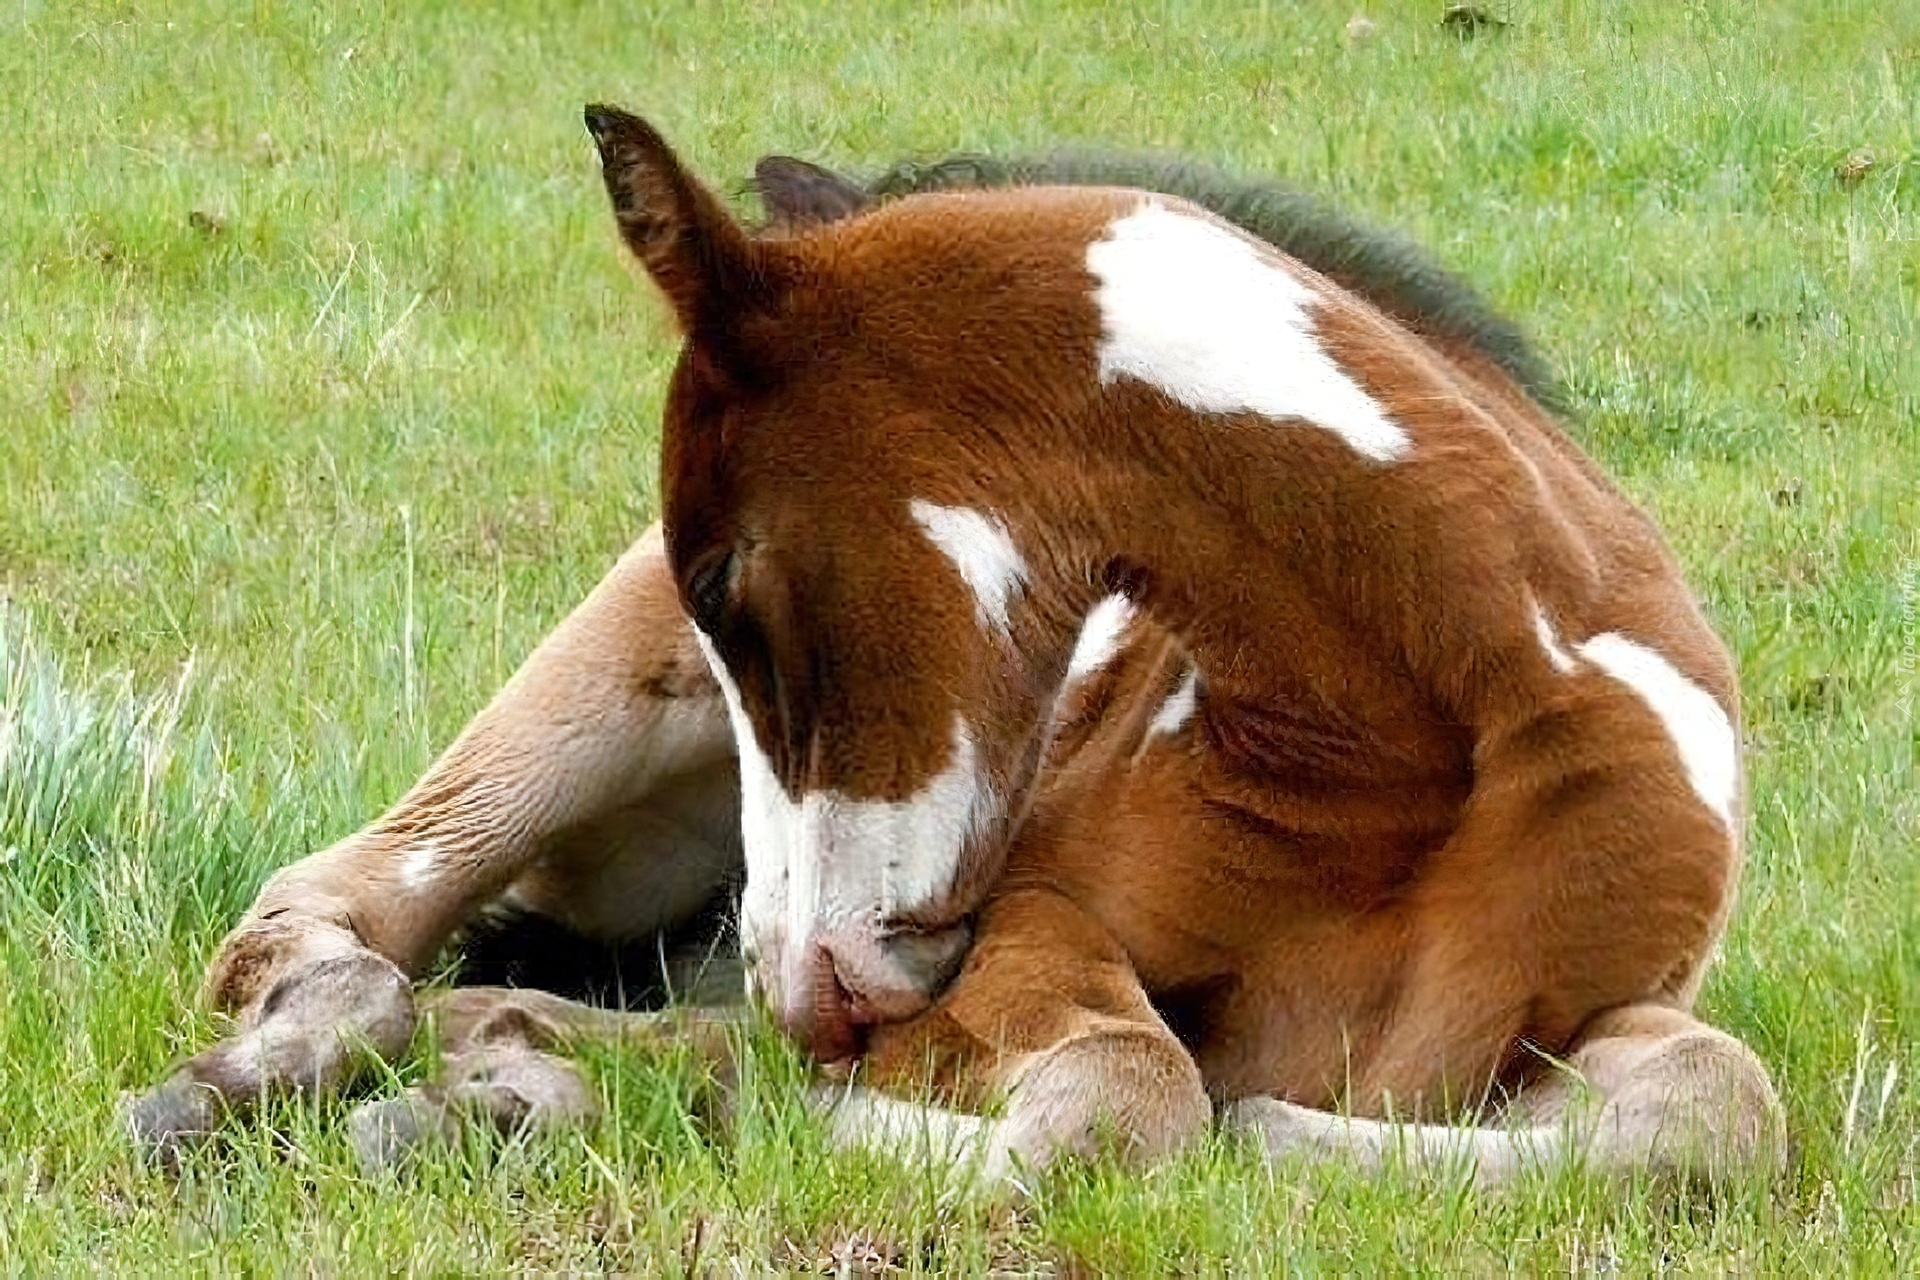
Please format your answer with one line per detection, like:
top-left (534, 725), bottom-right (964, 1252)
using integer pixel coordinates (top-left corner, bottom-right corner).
top-left (2, 0), bottom-right (1916, 1270)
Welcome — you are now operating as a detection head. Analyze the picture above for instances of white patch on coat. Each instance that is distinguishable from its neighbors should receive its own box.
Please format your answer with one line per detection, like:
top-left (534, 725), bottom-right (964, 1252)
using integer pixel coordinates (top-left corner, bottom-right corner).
top-left (909, 500), bottom-right (1028, 634)
top-left (1147, 667), bottom-right (1200, 740)
top-left (1532, 600), bottom-right (1579, 674)
top-left (397, 840), bottom-right (445, 890)
top-left (691, 627), bottom-right (996, 1006)
top-left (1066, 594), bottom-right (1137, 681)
top-left (1086, 201), bottom-right (1412, 463)
top-left (1575, 632), bottom-right (1739, 830)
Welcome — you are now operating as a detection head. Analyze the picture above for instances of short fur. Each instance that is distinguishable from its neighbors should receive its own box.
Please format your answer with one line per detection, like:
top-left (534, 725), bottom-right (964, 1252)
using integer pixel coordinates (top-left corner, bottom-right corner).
top-left (128, 109), bottom-right (1782, 1188)
top-left (753, 149), bottom-right (1560, 406)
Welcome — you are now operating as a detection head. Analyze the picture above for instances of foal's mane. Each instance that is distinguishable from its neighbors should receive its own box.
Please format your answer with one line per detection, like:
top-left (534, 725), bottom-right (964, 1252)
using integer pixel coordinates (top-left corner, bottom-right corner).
top-left (752, 150), bottom-right (1560, 409)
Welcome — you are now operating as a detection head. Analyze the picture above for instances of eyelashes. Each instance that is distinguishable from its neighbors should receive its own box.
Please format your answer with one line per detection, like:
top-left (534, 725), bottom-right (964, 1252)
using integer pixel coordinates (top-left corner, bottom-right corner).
top-left (686, 549), bottom-right (738, 631)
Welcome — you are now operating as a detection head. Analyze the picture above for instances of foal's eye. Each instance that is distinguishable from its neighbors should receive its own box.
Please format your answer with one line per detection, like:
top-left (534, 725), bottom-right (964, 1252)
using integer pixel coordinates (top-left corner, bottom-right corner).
top-left (686, 550), bottom-right (737, 629)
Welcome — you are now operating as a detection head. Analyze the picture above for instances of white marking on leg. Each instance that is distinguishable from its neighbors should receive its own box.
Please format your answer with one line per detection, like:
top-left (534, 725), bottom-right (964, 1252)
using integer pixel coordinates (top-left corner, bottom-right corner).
top-left (1066, 593), bottom-right (1136, 681)
top-left (397, 840), bottom-right (444, 890)
top-left (821, 1084), bottom-right (1003, 1177)
top-left (1531, 599), bottom-right (1578, 674)
top-left (1226, 1096), bottom-right (1562, 1187)
top-left (1147, 667), bottom-right (1200, 739)
top-left (908, 500), bottom-right (1028, 634)
top-left (1087, 201), bottom-right (1411, 463)
top-left (1576, 632), bottom-right (1739, 830)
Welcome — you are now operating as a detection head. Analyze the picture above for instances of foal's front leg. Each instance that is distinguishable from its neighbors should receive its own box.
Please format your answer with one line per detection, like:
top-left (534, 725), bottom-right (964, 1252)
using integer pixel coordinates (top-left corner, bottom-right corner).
top-left (126, 526), bottom-right (735, 1164)
top-left (824, 888), bottom-right (1210, 1182)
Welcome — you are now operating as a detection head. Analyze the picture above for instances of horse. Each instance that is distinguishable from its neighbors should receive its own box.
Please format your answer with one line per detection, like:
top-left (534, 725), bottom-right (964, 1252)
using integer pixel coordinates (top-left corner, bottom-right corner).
top-left (126, 106), bottom-right (1785, 1185)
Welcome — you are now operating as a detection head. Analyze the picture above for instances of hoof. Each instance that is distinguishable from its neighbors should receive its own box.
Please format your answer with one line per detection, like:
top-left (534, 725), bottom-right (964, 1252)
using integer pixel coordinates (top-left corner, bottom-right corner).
top-left (348, 1094), bottom-right (457, 1172)
top-left (123, 1072), bottom-right (222, 1173)
top-left (254, 950), bottom-right (417, 1075)
top-left (443, 1043), bottom-right (600, 1132)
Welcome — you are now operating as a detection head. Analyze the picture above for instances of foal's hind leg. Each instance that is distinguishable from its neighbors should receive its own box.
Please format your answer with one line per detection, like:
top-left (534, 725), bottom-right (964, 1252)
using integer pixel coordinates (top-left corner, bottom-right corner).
top-left (347, 987), bottom-right (744, 1169)
top-left (126, 526), bottom-right (737, 1164)
top-left (1227, 646), bottom-right (1785, 1188)
top-left (1228, 1002), bottom-right (1785, 1187)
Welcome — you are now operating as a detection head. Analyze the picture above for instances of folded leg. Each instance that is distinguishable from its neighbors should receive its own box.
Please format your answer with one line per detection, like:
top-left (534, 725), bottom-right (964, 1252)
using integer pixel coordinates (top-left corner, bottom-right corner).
top-left (1228, 1002), bottom-right (1784, 1186)
top-left (823, 887), bottom-right (1210, 1182)
top-left (348, 986), bottom-right (744, 1170)
top-left (1224, 646), bottom-right (1783, 1188)
top-left (128, 525), bottom-right (740, 1164)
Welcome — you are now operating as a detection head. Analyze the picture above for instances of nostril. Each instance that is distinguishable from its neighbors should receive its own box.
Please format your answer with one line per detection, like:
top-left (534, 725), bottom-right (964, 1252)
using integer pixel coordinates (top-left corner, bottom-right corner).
top-left (825, 961), bottom-right (859, 1020)
top-left (804, 944), bottom-right (861, 1062)
top-left (785, 922), bottom-right (978, 1059)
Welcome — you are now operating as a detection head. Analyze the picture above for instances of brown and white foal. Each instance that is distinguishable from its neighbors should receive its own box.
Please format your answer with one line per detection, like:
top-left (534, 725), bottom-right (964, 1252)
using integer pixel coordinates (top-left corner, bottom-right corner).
top-left (128, 108), bottom-right (1785, 1185)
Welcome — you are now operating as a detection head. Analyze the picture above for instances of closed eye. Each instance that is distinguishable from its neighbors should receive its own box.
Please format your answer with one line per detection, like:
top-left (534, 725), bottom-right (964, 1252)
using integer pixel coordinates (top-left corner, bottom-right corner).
top-left (686, 549), bottom-right (738, 631)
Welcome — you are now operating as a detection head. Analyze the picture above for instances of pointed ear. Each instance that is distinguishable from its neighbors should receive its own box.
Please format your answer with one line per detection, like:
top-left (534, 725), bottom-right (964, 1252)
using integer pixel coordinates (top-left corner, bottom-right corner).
top-left (584, 105), bottom-right (770, 347)
top-left (752, 156), bottom-right (872, 229)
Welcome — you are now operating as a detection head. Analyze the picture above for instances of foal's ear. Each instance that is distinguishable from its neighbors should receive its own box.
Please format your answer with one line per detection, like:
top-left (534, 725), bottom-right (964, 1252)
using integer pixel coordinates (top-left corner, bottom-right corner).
top-left (752, 156), bottom-right (872, 229)
top-left (584, 105), bottom-right (769, 344)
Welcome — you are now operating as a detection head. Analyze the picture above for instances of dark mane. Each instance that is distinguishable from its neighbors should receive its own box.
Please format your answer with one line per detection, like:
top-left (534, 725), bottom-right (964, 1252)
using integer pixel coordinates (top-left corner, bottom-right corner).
top-left (753, 150), bottom-right (1559, 408)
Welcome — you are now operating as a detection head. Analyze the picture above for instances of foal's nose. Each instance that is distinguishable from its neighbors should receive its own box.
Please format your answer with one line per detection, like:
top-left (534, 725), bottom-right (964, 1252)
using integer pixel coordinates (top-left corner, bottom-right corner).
top-left (775, 923), bottom-right (973, 1063)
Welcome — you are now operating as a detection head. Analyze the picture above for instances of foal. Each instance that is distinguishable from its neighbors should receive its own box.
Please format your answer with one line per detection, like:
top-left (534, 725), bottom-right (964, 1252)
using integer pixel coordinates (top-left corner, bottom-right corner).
top-left (129, 108), bottom-right (1785, 1185)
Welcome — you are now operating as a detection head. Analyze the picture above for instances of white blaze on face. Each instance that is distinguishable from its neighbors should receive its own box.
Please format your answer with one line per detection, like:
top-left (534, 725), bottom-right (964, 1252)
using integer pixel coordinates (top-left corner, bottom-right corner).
top-left (908, 500), bottom-right (1028, 635)
top-left (690, 629), bottom-right (795, 971)
top-left (691, 629), bottom-right (996, 1006)
top-left (1086, 200), bottom-right (1411, 464)
top-left (798, 715), bottom-right (995, 921)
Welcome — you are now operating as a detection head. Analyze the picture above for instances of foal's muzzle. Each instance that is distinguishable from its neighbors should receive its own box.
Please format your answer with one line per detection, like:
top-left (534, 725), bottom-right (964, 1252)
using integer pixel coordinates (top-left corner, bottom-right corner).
top-left (765, 921), bottom-right (973, 1064)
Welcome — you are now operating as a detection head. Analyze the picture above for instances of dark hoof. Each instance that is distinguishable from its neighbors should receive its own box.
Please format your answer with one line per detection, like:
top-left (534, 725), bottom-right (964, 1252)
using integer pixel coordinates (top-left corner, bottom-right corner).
top-left (348, 1094), bottom-right (457, 1172)
top-left (123, 1072), bottom-right (222, 1173)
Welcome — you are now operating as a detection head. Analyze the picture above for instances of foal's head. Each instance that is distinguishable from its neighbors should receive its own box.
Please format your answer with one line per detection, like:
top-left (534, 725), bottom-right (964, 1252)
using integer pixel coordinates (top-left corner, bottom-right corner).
top-left (587, 108), bottom-right (1127, 1060)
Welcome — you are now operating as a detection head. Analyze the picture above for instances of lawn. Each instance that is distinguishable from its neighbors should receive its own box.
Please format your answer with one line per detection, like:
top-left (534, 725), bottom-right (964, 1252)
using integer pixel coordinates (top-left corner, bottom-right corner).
top-left (3, 0), bottom-right (1917, 1271)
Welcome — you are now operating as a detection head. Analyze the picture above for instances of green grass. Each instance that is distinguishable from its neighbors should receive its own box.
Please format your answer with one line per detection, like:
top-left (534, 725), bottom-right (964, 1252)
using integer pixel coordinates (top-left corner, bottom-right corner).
top-left (3, 0), bottom-right (1917, 1270)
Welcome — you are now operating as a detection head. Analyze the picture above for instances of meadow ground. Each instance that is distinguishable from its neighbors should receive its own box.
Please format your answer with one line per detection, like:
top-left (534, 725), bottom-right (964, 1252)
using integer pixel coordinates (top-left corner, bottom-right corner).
top-left (2, 0), bottom-right (1917, 1271)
